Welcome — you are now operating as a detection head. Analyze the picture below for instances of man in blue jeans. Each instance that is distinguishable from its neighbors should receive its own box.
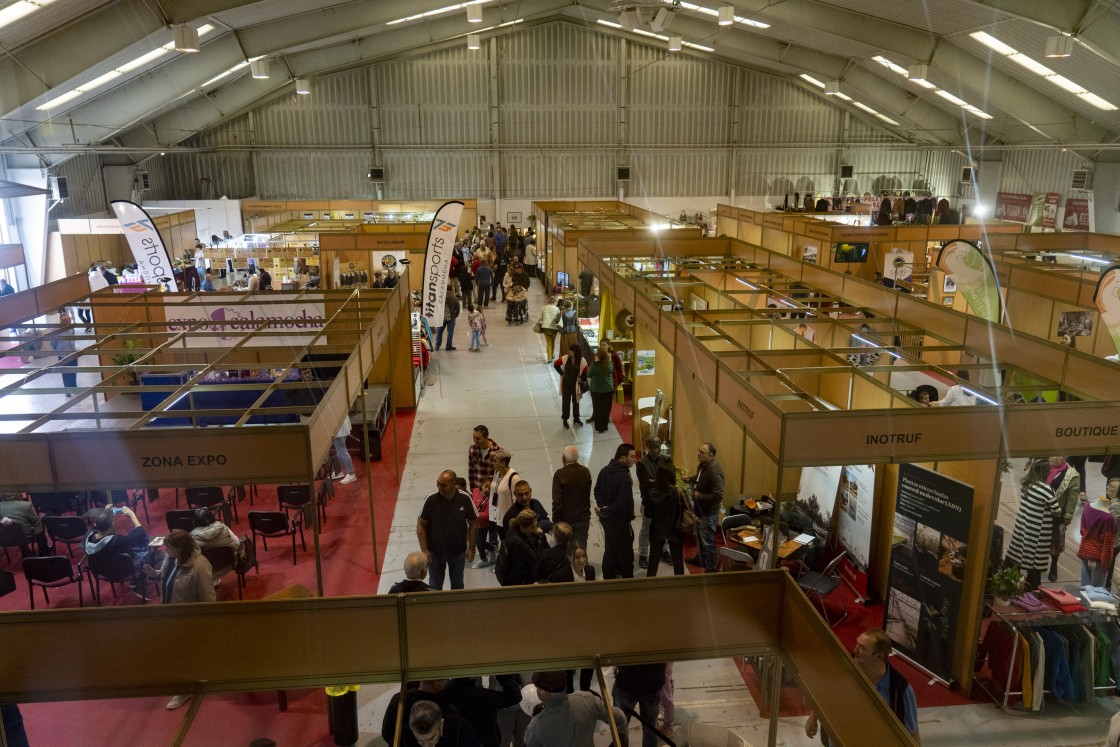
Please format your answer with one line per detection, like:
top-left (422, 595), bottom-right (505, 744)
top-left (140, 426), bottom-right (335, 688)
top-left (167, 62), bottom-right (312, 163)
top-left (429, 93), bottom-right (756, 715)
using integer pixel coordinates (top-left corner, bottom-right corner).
top-left (612, 662), bottom-right (666, 747)
top-left (416, 469), bottom-right (477, 589)
top-left (685, 442), bottom-right (724, 573)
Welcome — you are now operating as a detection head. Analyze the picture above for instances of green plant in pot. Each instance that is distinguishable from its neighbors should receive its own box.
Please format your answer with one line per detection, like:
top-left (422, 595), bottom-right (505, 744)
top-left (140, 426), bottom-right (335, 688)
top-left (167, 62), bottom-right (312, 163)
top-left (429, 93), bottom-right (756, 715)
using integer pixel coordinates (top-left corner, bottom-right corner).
top-left (988, 565), bottom-right (1024, 604)
top-left (113, 338), bottom-right (141, 383)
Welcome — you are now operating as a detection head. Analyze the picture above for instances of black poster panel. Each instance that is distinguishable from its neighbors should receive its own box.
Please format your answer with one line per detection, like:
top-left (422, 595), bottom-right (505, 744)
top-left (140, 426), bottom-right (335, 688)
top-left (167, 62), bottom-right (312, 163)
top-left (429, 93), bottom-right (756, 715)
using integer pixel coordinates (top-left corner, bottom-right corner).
top-left (883, 464), bottom-right (974, 683)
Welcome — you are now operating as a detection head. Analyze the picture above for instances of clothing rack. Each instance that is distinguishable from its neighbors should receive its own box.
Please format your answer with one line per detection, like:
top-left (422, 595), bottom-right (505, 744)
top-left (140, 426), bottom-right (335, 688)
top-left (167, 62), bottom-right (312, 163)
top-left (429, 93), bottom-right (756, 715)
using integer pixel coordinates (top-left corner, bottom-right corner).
top-left (976, 601), bottom-right (1117, 713)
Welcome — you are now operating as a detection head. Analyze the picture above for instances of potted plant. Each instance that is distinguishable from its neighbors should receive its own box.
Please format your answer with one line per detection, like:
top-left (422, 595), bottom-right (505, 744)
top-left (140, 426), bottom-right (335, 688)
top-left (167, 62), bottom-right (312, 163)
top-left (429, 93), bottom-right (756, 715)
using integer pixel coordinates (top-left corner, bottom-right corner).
top-left (987, 565), bottom-right (1023, 605)
top-left (113, 338), bottom-right (141, 384)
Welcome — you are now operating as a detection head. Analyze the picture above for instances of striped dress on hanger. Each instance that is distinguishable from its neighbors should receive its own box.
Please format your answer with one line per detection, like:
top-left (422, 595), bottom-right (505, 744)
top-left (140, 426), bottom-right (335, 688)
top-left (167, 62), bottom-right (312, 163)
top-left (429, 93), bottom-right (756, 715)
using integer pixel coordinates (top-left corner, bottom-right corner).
top-left (1005, 480), bottom-right (1060, 572)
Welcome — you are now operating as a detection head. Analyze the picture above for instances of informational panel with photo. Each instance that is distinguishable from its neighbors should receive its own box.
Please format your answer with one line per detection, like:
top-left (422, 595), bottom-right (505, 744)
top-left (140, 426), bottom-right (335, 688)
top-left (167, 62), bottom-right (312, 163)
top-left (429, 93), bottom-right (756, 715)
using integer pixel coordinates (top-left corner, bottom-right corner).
top-left (884, 464), bottom-right (974, 684)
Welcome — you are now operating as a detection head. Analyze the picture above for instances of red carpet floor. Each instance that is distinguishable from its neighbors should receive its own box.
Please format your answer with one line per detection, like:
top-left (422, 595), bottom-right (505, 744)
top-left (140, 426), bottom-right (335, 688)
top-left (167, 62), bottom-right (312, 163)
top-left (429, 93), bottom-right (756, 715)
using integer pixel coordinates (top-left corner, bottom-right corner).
top-left (6, 410), bottom-right (414, 746)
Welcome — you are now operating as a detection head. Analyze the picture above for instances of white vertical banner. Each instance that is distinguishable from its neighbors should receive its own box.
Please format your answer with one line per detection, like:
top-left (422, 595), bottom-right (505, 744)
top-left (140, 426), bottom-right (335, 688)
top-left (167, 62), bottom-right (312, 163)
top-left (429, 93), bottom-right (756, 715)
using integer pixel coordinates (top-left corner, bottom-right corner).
top-left (421, 200), bottom-right (464, 329)
top-left (110, 200), bottom-right (178, 291)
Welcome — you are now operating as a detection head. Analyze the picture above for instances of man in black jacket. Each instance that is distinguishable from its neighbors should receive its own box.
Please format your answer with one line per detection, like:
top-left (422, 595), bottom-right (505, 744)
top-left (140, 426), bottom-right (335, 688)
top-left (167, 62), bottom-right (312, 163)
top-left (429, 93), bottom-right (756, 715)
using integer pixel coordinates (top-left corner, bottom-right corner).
top-left (594, 443), bottom-right (637, 579)
top-left (634, 438), bottom-right (661, 569)
top-left (686, 442), bottom-right (724, 573)
top-left (552, 445), bottom-right (592, 548)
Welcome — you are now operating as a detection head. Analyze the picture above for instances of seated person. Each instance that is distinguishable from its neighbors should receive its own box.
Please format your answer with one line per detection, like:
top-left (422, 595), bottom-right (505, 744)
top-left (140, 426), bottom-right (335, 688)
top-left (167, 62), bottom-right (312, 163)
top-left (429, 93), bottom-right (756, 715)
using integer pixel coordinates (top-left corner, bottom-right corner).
top-left (83, 506), bottom-right (150, 599)
top-left (190, 507), bottom-right (243, 560)
top-left (0, 492), bottom-right (49, 556)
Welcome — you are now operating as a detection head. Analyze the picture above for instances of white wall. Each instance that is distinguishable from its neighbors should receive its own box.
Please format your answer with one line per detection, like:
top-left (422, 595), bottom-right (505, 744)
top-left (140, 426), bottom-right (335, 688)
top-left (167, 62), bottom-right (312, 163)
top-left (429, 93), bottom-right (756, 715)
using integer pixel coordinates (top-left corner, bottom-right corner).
top-left (8, 169), bottom-right (49, 286)
top-left (1093, 163), bottom-right (1120, 236)
top-left (142, 199), bottom-right (243, 242)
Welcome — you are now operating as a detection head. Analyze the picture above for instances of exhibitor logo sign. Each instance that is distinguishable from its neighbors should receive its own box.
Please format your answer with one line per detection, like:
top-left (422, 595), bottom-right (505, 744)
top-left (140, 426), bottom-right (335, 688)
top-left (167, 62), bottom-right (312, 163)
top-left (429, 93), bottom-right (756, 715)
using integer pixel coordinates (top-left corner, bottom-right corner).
top-left (166, 300), bottom-right (327, 347)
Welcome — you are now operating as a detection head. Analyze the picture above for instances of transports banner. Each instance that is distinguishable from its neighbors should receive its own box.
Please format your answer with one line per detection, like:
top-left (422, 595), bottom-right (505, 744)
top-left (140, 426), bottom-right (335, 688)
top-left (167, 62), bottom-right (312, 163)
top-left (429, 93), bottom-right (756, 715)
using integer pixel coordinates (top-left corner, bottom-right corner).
top-left (421, 201), bottom-right (464, 330)
top-left (110, 201), bottom-right (178, 291)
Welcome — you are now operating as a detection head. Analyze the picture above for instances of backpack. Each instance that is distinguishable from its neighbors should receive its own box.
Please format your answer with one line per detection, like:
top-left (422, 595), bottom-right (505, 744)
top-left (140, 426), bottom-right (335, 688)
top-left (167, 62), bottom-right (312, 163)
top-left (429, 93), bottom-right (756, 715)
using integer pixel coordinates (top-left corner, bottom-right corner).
top-left (494, 541), bottom-right (511, 586)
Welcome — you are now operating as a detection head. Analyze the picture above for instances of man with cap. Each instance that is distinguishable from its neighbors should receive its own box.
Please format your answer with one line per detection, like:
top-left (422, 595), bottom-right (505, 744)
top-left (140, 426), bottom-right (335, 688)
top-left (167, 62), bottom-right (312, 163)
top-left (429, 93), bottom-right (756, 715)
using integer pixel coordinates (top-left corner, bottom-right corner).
top-left (633, 437), bottom-right (662, 570)
top-left (524, 670), bottom-right (627, 747)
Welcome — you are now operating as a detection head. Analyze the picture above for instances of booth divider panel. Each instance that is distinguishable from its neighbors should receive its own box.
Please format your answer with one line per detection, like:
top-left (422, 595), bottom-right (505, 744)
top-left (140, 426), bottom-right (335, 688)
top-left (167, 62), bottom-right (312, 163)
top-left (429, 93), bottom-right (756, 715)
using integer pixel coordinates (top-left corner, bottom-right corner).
top-left (635, 293), bottom-right (660, 335)
top-left (675, 328), bottom-right (718, 396)
top-left (778, 574), bottom-right (916, 747)
top-left (714, 364), bottom-right (782, 461)
top-left (895, 294), bottom-right (968, 343)
top-left (0, 439), bottom-right (52, 487)
top-left (1004, 403), bottom-right (1120, 456)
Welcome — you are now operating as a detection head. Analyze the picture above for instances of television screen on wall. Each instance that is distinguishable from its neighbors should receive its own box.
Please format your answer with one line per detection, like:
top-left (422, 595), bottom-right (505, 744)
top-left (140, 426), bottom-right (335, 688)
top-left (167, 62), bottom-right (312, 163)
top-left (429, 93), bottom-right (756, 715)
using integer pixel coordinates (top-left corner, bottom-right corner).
top-left (556, 271), bottom-right (570, 288)
top-left (833, 242), bottom-right (870, 263)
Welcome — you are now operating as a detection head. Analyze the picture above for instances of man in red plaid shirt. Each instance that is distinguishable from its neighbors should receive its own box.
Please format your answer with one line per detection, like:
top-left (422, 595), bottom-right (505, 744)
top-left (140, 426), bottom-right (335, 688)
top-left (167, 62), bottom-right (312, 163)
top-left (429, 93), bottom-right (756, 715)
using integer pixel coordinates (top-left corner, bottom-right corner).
top-left (468, 425), bottom-right (501, 492)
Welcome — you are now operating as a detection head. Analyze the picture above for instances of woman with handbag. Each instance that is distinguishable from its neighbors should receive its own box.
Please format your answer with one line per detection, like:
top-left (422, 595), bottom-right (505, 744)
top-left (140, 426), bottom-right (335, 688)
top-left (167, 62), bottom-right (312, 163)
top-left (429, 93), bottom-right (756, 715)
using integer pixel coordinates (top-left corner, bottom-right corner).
top-left (536, 296), bottom-right (561, 360)
top-left (556, 344), bottom-right (588, 429)
top-left (645, 459), bottom-right (687, 577)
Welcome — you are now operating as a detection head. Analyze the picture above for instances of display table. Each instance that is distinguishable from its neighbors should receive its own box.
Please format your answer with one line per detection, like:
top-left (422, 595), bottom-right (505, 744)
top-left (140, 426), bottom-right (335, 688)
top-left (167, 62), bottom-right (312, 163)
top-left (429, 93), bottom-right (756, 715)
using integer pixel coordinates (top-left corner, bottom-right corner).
top-left (729, 526), bottom-right (812, 560)
top-left (348, 384), bottom-right (391, 461)
top-left (140, 370), bottom-right (301, 427)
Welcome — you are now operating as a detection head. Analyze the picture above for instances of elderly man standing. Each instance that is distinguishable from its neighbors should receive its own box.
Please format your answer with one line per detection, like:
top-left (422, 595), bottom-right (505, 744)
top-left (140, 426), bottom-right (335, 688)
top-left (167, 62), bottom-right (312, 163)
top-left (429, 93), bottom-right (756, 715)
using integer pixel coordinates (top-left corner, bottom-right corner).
top-left (685, 442), bottom-right (724, 573)
top-left (388, 551), bottom-right (434, 594)
top-left (552, 445), bottom-right (592, 549)
top-left (417, 470), bottom-right (477, 590)
top-left (594, 443), bottom-right (637, 579)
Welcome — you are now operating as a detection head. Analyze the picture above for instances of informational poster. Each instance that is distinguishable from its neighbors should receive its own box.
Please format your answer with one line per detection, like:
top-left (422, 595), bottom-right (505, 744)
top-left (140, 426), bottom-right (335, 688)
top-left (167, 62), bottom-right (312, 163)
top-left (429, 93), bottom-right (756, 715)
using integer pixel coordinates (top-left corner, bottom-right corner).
top-left (836, 464), bottom-right (875, 571)
top-left (884, 464), bottom-right (974, 684)
top-left (635, 350), bottom-right (655, 376)
top-left (1062, 194), bottom-right (1094, 232)
top-left (883, 248), bottom-right (913, 288)
top-left (795, 465), bottom-right (841, 541)
top-left (993, 191), bottom-right (1031, 223)
top-left (1028, 192), bottom-right (1061, 229)
top-left (373, 250), bottom-right (407, 275)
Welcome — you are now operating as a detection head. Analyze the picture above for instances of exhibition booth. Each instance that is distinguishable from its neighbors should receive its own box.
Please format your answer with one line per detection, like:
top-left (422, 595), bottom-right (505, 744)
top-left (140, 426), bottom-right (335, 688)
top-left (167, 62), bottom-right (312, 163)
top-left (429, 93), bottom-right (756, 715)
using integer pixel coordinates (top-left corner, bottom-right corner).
top-left (579, 234), bottom-right (1118, 695)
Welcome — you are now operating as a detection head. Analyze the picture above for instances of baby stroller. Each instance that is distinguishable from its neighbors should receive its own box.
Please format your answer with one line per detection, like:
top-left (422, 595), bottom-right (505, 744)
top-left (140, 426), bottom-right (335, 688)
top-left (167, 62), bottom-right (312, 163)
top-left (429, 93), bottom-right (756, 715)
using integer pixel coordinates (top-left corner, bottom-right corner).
top-left (506, 285), bottom-right (528, 324)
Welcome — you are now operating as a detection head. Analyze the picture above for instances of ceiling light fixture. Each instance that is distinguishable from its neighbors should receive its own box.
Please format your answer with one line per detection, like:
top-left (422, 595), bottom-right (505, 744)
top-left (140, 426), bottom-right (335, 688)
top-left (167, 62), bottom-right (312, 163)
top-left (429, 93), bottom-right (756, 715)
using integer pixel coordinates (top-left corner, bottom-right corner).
top-left (718, 5), bottom-right (734, 25)
top-left (250, 59), bottom-right (270, 79)
top-left (467, 32), bottom-right (480, 49)
top-left (295, 78), bottom-right (311, 94)
top-left (907, 64), bottom-right (929, 83)
top-left (387, 0), bottom-right (494, 26)
top-left (824, 80), bottom-right (840, 95)
top-left (595, 20), bottom-right (714, 52)
top-left (619, 9), bottom-right (639, 30)
top-left (172, 24), bottom-right (199, 53)
top-left (466, 2), bottom-right (482, 23)
top-left (871, 55), bottom-right (991, 118)
top-left (1045, 34), bottom-right (1074, 58)
top-left (668, 35), bottom-right (682, 52)
top-left (651, 7), bottom-right (672, 32)
top-left (677, 2), bottom-right (768, 28)
top-left (799, 74), bottom-right (825, 88)
top-left (0, 0), bottom-right (56, 31)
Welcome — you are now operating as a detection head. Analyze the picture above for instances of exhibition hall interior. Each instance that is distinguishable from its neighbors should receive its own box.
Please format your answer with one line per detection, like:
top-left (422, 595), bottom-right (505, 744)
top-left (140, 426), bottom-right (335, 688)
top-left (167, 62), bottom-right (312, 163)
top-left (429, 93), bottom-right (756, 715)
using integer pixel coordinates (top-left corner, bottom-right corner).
top-left (1, 1), bottom-right (1120, 746)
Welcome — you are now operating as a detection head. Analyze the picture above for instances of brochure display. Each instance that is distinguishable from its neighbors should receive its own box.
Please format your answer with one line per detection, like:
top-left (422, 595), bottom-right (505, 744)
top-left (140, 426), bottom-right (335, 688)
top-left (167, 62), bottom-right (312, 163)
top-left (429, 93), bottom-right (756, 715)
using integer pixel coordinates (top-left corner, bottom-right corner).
top-left (885, 464), bottom-right (974, 683)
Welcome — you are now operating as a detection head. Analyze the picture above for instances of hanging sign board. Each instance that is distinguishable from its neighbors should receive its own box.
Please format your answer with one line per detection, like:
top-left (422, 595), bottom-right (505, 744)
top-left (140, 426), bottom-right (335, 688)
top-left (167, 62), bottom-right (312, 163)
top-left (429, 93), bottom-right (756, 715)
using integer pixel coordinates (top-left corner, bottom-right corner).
top-left (165, 298), bottom-right (327, 347)
top-left (884, 464), bottom-right (974, 685)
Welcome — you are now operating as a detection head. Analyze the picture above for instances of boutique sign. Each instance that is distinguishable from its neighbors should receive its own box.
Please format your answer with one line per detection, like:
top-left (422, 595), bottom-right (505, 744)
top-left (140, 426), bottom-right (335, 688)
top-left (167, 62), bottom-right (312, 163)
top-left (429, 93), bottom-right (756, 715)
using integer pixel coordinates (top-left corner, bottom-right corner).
top-left (166, 299), bottom-right (327, 347)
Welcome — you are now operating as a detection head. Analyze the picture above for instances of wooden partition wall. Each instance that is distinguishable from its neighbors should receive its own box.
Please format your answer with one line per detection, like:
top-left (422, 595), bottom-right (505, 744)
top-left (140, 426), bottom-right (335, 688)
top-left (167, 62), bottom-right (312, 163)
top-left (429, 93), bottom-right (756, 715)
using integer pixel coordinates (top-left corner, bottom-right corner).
top-left (0, 572), bottom-right (914, 747)
top-left (243, 199), bottom-right (478, 236)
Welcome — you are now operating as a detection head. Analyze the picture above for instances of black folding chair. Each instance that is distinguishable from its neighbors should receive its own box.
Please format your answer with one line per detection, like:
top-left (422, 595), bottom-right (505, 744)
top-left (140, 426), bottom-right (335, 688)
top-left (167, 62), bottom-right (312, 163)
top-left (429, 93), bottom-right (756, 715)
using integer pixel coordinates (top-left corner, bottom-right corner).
top-left (0, 523), bottom-right (28, 564)
top-left (85, 552), bottom-right (141, 605)
top-left (42, 516), bottom-right (89, 559)
top-left (29, 491), bottom-right (83, 516)
top-left (23, 555), bottom-right (84, 609)
top-left (185, 486), bottom-right (235, 525)
top-left (248, 511), bottom-right (304, 566)
top-left (200, 544), bottom-right (244, 599)
top-left (277, 484), bottom-right (325, 527)
top-left (87, 489), bottom-right (149, 524)
top-left (164, 510), bottom-right (196, 533)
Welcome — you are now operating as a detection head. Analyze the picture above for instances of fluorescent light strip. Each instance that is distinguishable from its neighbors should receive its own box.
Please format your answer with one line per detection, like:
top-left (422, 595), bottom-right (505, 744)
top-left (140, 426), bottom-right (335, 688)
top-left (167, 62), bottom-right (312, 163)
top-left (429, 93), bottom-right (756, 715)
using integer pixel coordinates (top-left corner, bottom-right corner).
top-left (200, 61), bottom-right (250, 89)
top-left (969, 30), bottom-right (1117, 111)
top-left (36, 24), bottom-right (218, 111)
top-left (0, 0), bottom-right (55, 31)
top-left (735, 277), bottom-right (758, 290)
top-left (833, 92), bottom-right (852, 101)
top-left (595, 20), bottom-right (713, 52)
top-left (677, 2), bottom-right (769, 29)
top-left (387, 0), bottom-right (494, 26)
top-left (1069, 254), bottom-right (1110, 264)
top-left (962, 387), bottom-right (999, 406)
top-left (871, 55), bottom-right (993, 119)
top-left (800, 74), bottom-right (825, 88)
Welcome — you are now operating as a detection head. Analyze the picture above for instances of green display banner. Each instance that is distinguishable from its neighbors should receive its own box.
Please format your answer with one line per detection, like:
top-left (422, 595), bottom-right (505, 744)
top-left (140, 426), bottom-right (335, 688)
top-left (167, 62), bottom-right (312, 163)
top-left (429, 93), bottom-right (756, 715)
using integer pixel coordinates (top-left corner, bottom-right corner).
top-left (936, 240), bottom-right (1003, 323)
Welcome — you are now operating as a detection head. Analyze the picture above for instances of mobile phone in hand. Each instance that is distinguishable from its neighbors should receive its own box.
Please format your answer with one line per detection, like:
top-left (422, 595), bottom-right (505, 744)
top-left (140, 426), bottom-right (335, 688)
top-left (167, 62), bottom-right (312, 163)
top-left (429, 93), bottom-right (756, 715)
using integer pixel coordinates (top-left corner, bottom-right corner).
top-left (112, 507), bottom-right (124, 514)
